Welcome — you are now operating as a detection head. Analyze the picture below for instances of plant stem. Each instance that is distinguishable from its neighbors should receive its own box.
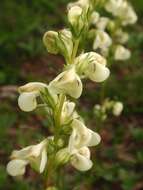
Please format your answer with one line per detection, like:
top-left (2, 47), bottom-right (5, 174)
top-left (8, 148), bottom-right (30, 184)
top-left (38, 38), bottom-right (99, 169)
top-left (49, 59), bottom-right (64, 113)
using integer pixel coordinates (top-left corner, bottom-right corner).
top-left (71, 39), bottom-right (80, 63)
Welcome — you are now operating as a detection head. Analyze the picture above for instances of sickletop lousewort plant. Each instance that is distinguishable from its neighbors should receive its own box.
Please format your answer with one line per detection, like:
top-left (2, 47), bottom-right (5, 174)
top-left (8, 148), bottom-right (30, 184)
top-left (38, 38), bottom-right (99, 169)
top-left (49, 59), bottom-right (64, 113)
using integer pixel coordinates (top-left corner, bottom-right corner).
top-left (6, 0), bottom-right (137, 189)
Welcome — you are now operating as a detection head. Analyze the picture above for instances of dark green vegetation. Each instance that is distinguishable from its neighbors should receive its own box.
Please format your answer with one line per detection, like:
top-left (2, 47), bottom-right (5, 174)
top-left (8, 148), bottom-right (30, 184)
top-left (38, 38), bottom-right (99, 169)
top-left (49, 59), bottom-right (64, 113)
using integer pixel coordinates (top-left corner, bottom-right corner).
top-left (0, 0), bottom-right (143, 189)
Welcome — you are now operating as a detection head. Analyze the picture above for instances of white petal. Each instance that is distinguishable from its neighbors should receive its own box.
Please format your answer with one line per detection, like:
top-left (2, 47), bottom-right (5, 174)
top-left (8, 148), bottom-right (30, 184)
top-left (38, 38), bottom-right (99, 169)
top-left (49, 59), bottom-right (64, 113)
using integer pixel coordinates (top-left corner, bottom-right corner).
top-left (18, 82), bottom-right (47, 93)
top-left (49, 69), bottom-right (82, 99)
top-left (78, 147), bottom-right (91, 159)
top-left (86, 62), bottom-right (110, 82)
top-left (18, 92), bottom-right (37, 112)
top-left (71, 153), bottom-right (93, 171)
top-left (69, 119), bottom-right (92, 151)
top-left (39, 148), bottom-right (47, 173)
top-left (87, 129), bottom-right (101, 146)
top-left (7, 159), bottom-right (28, 176)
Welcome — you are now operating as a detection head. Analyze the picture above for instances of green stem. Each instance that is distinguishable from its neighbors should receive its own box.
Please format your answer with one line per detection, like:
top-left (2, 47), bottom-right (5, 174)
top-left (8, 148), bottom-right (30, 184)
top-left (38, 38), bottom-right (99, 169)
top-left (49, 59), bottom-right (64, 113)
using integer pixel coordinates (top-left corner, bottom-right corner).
top-left (71, 39), bottom-right (80, 63)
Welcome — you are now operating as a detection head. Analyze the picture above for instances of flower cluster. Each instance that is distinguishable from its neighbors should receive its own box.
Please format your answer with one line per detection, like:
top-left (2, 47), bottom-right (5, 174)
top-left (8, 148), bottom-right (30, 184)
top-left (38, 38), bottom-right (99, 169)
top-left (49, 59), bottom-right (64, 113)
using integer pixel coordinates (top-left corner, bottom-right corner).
top-left (94, 99), bottom-right (124, 121)
top-left (89, 0), bottom-right (137, 60)
top-left (7, 0), bottom-right (110, 178)
top-left (6, 0), bottom-right (137, 189)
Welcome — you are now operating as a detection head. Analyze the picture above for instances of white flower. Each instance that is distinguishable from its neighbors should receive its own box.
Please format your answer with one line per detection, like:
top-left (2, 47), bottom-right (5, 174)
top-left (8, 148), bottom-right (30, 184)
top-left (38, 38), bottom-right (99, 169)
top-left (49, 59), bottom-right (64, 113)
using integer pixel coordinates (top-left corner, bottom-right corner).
top-left (70, 146), bottom-right (93, 171)
top-left (90, 11), bottom-right (100, 25)
top-left (114, 29), bottom-right (129, 44)
top-left (61, 101), bottom-right (76, 124)
top-left (112, 102), bottom-right (123, 116)
top-left (69, 119), bottom-right (101, 150)
top-left (105, 0), bottom-right (137, 25)
top-left (18, 82), bottom-right (48, 112)
top-left (67, 119), bottom-right (101, 171)
top-left (75, 52), bottom-right (110, 82)
top-left (105, 0), bottom-right (124, 16)
top-left (93, 30), bottom-right (112, 50)
top-left (120, 5), bottom-right (137, 26)
top-left (7, 139), bottom-right (48, 176)
top-left (114, 45), bottom-right (131, 60)
top-left (96, 17), bottom-right (109, 30)
top-left (49, 68), bottom-right (82, 99)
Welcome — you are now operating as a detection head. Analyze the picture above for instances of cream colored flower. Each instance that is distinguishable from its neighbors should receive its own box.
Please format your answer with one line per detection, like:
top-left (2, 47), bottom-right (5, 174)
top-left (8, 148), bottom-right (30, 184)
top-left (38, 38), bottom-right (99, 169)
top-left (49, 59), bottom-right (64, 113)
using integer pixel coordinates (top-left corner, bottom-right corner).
top-left (105, 0), bottom-right (124, 16)
top-left (114, 45), bottom-right (131, 60)
top-left (75, 52), bottom-right (110, 82)
top-left (61, 101), bottom-right (76, 124)
top-left (90, 11), bottom-right (100, 25)
top-left (18, 82), bottom-right (48, 112)
top-left (96, 17), bottom-right (109, 30)
top-left (105, 0), bottom-right (137, 25)
top-left (49, 68), bottom-right (82, 99)
top-left (7, 139), bottom-right (48, 176)
top-left (112, 101), bottom-right (123, 116)
top-left (69, 119), bottom-right (101, 151)
top-left (93, 30), bottom-right (112, 50)
top-left (114, 29), bottom-right (129, 44)
top-left (70, 146), bottom-right (93, 171)
top-left (67, 119), bottom-right (101, 171)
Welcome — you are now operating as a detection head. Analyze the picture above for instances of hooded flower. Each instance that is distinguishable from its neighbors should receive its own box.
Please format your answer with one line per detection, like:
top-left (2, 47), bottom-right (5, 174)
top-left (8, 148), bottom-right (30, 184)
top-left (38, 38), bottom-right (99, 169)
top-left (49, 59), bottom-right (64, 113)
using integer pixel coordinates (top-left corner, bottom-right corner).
top-left (49, 68), bottom-right (82, 99)
top-left (114, 45), bottom-right (131, 60)
top-left (7, 139), bottom-right (48, 176)
top-left (75, 52), bottom-right (110, 82)
top-left (67, 119), bottom-right (101, 171)
top-left (93, 30), bottom-right (112, 50)
top-left (18, 82), bottom-right (48, 112)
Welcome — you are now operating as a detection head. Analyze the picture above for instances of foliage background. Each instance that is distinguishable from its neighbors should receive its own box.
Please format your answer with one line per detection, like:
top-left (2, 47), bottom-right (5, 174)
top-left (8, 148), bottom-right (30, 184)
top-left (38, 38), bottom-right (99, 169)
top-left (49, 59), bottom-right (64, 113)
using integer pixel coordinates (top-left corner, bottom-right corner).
top-left (0, 0), bottom-right (143, 189)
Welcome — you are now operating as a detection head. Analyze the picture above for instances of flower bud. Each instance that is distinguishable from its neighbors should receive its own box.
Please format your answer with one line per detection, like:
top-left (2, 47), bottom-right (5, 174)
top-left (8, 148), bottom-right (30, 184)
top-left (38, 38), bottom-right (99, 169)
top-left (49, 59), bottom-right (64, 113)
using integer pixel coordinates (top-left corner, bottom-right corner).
top-left (55, 148), bottom-right (70, 165)
top-left (43, 29), bottom-right (73, 61)
top-left (90, 11), bottom-right (100, 25)
top-left (93, 30), bottom-right (112, 50)
top-left (114, 45), bottom-right (131, 60)
top-left (61, 101), bottom-right (75, 124)
top-left (43, 31), bottom-right (59, 54)
top-left (112, 102), bottom-right (123, 116)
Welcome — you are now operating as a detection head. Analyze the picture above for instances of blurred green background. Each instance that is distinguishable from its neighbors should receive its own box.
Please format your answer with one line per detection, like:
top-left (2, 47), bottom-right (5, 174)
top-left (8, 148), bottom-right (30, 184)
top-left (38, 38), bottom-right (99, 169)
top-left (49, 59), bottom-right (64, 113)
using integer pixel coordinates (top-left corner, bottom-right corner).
top-left (0, 0), bottom-right (143, 190)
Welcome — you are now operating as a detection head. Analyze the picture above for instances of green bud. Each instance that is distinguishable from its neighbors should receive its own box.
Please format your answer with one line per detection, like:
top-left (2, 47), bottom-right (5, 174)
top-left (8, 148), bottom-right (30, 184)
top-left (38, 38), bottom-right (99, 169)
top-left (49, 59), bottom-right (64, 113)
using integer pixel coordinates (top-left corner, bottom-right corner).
top-left (55, 148), bottom-right (70, 166)
top-left (43, 31), bottom-right (59, 54)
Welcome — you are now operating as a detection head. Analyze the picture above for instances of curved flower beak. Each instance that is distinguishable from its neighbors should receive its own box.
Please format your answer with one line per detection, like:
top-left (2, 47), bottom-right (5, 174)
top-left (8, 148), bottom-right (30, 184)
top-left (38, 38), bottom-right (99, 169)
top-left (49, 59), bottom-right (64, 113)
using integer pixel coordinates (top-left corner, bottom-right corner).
top-left (18, 82), bottom-right (48, 112)
top-left (85, 61), bottom-right (110, 82)
top-left (49, 68), bottom-right (82, 99)
top-left (114, 45), bottom-right (131, 60)
top-left (71, 147), bottom-right (93, 171)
